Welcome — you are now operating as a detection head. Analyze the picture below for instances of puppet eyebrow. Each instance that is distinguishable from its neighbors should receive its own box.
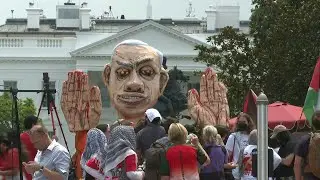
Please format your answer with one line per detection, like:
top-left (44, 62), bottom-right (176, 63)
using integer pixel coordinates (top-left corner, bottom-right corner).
top-left (116, 60), bottom-right (133, 68)
top-left (136, 58), bottom-right (154, 67)
top-left (115, 58), bottom-right (154, 68)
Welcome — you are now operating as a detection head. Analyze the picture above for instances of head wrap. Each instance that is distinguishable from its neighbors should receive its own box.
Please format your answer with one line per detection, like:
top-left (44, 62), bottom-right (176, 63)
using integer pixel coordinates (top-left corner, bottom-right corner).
top-left (102, 125), bottom-right (136, 176)
top-left (80, 128), bottom-right (107, 168)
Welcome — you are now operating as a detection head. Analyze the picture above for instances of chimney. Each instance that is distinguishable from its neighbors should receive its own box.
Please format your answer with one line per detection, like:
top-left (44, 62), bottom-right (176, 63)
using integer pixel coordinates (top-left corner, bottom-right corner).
top-left (205, 5), bottom-right (217, 32)
top-left (216, 5), bottom-right (240, 29)
top-left (79, 2), bottom-right (91, 30)
top-left (26, 2), bottom-right (43, 30)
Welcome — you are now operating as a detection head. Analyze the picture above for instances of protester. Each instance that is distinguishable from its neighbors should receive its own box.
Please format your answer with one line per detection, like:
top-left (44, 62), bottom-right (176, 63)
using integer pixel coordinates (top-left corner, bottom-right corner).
top-left (0, 132), bottom-right (28, 180)
top-left (20, 115), bottom-right (38, 180)
top-left (160, 123), bottom-right (210, 180)
top-left (271, 125), bottom-right (296, 180)
top-left (238, 129), bottom-right (282, 180)
top-left (200, 125), bottom-right (237, 180)
top-left (103, 125), bottom-right (144, 179)
top-left (225, 113), bottom-right (255, 180)
top-left (144, 135), bottom-right (171, 180)
top-left (23, 125), bottom-right (70, 180)
top-left (136, 108), bottom-right (166, 164)
top-left (294, 111), bottom-right (320, 180)
top-left (81, 128), bottom-right (107, 180)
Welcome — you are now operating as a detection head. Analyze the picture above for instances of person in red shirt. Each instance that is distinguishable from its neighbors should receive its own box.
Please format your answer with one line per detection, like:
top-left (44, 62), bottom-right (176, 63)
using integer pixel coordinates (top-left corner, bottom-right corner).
top-left (0, 136), bottom-right (28, 180)
top-left (20, 115), bottom-right (38, 180)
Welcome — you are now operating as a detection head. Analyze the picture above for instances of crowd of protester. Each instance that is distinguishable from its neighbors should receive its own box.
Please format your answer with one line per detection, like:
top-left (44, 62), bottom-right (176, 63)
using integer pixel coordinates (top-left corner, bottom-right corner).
top-left (1, 109), bottom-right (320, 180)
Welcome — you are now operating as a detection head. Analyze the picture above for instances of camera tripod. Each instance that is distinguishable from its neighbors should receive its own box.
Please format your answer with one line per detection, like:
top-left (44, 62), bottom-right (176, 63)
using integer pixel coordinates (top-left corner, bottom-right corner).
top-left (36, 73), bottom-right (70, 153)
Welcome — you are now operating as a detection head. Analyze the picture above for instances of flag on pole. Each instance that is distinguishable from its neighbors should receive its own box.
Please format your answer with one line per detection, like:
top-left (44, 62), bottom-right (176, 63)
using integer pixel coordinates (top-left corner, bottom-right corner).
top-left (243, 89), bottom-right (258, 125)
top-left (303, 58), bottom-right (320, 126)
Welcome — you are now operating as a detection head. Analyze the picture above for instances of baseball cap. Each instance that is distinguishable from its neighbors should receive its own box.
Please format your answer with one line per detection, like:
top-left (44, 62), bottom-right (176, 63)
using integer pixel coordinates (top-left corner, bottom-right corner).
top-left (270, 125), bottom-right (288, 139)
top-left (145, 108), bottom-right (162, 122)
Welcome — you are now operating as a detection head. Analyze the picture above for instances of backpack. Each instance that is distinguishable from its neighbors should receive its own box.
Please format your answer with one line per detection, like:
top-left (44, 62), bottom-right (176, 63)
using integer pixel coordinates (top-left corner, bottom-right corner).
top-left (306, 132), bottom-right (320, 178)
top-left (144, 141), bottom-right (167, 180)
top-left (144, 142), bottom-right (166, 169)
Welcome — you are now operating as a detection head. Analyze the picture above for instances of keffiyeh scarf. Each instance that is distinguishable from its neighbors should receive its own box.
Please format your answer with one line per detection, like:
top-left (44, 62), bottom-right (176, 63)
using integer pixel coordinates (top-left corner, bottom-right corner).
top-left (102, 125), bottom-right (136, 177)
top-left (80, 128), bottom-right (107, 169)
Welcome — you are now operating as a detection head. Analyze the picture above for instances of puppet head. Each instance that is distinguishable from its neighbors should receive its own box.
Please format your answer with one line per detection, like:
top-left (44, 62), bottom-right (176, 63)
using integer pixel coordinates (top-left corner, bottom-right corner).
top-left (103, 40), bottom-right (169, 123)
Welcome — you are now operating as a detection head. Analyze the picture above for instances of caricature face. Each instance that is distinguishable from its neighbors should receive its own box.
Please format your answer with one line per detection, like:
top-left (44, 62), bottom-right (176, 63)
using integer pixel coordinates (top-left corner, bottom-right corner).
top-left (106, 45), bottom-right (164, 120)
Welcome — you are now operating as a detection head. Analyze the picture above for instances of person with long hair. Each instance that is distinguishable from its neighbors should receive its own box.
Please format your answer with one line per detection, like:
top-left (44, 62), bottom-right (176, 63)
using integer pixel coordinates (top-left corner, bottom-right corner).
top-left (81, 128), bottom-right (107, 180)
top-left (159, 123), bottom-right (210, 180)
top-left (225, 113), bottom-right (255, 180)
top-left (200, 125), bottom-right (237, 180)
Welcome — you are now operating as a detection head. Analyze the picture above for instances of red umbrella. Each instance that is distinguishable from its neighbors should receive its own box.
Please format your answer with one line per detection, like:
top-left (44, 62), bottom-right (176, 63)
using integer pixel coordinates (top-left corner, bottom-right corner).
top-left (228, 101), bottom-right (310, 130)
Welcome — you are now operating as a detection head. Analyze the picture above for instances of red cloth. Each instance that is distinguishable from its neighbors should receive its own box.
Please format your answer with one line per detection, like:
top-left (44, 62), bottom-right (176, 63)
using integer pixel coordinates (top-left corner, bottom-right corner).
top-left (20, 132), bottom-right (37, 160)
top-left (20, 132), bottom-right (36, 180)
top-left (116, 154), bottom-right (137, 172)
top-left (1, 148), bottom-right (19, 170)
top-left (86, 154), bottom-right (137, 179)
top-left (86, 158), bottom-right (100, 171)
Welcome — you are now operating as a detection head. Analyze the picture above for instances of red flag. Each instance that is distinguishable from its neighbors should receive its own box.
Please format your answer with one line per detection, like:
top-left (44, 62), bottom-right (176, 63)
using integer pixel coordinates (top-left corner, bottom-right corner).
top-left (243, 89), bottom-right (258, 125)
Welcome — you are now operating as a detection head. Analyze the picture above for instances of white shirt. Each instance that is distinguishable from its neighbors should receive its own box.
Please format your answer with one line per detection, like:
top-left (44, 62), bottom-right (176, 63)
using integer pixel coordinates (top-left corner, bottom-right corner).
top-left (226, 132), bottom-right (249, 179)
top-left (33, 140), bottom-right (70, 180)
top-left (240, 145), bottom-right (281, 180)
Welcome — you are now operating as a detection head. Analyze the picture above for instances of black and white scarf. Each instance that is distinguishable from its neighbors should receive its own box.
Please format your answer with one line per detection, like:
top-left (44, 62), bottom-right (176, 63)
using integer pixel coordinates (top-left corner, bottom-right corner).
top-left (80, 128), bottom-right (107, 179)
top-left (102, 125), bottom-right (136, 177)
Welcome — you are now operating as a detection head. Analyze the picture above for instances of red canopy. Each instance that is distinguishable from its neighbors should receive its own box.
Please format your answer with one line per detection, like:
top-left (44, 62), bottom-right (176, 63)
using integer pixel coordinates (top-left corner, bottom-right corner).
top-left (229, 102), bottom-right (310, 130)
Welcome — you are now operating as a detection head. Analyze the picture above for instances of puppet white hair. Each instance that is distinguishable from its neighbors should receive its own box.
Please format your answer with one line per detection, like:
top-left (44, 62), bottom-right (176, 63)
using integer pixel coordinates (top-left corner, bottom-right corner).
top-left (112, 39), bottom-right (164, 65)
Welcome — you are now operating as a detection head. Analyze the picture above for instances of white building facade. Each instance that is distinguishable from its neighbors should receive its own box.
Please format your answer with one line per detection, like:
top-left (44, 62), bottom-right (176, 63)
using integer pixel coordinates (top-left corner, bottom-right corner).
top-left (0, 2), bottom-right (249, 152)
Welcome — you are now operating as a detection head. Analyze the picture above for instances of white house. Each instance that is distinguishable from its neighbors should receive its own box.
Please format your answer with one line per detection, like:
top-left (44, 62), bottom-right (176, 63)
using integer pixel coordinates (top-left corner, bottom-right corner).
top-left (0, 1), bottom-right (249, 152)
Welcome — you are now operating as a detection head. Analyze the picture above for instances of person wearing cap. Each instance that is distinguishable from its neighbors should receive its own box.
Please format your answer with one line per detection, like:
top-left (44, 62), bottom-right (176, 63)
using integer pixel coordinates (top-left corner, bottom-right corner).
top-left (136, 108), bottom-right (166, 164)
top-left (271, 125), bottom-right (296, 180)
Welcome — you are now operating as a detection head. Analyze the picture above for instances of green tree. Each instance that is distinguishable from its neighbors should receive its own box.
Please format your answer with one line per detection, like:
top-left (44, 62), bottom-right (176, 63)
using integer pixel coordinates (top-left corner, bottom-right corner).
top-left (250, 0), bottom-right (320, 105)
top-left (0, 93), bottom-right (37, 133)
top-left (154, 66), bottom-right (189, 117)
top-left (194, 27), bottom-right (261, 116)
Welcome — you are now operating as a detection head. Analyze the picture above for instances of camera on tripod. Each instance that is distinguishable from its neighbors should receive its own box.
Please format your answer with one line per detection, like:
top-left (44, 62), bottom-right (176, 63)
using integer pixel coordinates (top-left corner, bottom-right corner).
top-left (37, 72), bottom-right (70, 153)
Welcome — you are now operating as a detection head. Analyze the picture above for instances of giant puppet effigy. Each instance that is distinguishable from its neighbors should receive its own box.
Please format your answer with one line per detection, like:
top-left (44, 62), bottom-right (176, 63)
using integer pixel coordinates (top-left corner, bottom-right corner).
top-left (60, 39), bottom-right (169, 178)
top-left (187, 68), bottom-right (230, 127)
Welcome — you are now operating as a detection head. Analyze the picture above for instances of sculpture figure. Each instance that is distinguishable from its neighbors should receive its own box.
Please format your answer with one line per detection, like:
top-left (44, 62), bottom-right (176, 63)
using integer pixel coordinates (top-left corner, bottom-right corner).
top-left (187, 68), bottom-right (230, 127)
top-left (60, 39), bottom-right (169, 178)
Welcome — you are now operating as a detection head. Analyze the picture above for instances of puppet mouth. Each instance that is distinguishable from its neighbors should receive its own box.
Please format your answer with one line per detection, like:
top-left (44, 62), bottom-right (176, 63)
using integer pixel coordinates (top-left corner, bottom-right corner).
top-left (117, 94), bottom-right (147, 105)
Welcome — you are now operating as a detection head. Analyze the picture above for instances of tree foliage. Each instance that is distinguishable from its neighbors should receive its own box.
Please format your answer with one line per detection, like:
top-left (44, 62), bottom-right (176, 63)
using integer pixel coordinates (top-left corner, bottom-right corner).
top-left (154, 66), bottom-right (189, 117)
top-left (195, 0), bottom-right (320, 115)
top-left (250, 0), bottom-right (320, 105)
top-left (0, 93), bottom-right (37, 133)
top-left (194, 27), bottom-right (261, 116)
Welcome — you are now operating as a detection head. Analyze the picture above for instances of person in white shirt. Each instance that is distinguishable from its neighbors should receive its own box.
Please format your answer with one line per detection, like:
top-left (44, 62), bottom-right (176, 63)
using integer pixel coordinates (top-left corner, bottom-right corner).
top-left (238, 129), bottom-right (282, 180)
top-left (226, 113), bottom-right (255, 180)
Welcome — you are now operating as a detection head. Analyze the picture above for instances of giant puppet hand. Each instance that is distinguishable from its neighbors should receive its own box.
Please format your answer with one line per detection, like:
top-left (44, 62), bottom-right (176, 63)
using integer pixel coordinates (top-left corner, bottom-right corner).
top-left (61, 70), bottom-right (102, 132)
top-left (187, 68), bottom-right (230, 126)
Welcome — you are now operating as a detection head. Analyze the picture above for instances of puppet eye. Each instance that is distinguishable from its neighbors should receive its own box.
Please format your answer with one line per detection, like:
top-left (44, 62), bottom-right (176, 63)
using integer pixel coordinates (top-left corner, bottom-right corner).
top-left (139, 66), bottom-right (155, 80)
top-left (116, 68), bottom-right (130, 79)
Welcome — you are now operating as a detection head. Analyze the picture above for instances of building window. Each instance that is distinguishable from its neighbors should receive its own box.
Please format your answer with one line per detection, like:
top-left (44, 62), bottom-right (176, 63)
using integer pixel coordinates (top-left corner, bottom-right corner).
top-left (3, 81), bottom-right (17, 90)
top-left (42, 81), bottom-right (56, 107)
top-left (88, 71), bottom-right (111, 107)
